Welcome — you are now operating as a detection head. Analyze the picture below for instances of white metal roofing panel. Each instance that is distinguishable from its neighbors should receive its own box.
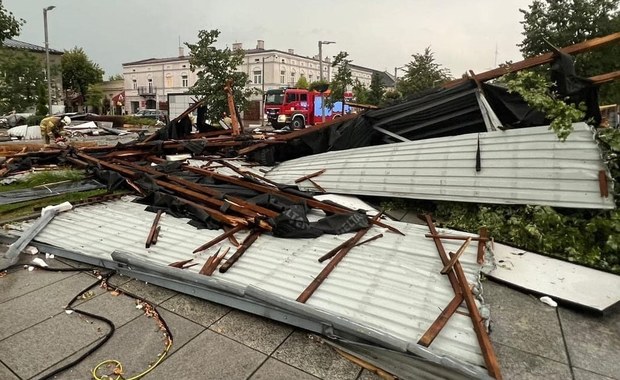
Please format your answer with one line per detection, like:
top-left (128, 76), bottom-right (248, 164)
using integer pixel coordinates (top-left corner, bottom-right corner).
top-left (21, 198), bottom-right (487, 369)
top-left (265, 123), bottom-right (614, 209)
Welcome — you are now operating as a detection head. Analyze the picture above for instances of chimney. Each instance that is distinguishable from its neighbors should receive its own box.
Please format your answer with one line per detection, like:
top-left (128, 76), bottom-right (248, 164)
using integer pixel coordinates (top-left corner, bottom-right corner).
top-left (257, 40), bottom-right (265, 50)
top-left (288, 49), bottom-right (294, 54)
top-left (178, 46), bottom-right (184, 58)
top-left (232, 42), bottom-right (243, 51)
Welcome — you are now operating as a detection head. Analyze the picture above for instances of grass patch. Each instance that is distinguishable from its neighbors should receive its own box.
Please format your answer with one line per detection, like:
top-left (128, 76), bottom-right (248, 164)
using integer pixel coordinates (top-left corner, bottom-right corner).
top-left (0, 188), bottom-right (110, 220)
top-left (1, 169), bottom-right (86, 192)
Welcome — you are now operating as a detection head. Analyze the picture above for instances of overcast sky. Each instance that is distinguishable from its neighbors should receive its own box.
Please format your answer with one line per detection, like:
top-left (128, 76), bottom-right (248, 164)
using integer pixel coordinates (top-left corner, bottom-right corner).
top-left (5, 0), bottom-right (534, 79)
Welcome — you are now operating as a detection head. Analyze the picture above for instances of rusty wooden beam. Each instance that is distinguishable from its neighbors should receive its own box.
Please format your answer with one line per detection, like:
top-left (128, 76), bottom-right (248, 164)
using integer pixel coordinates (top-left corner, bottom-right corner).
top-left (354, 233), bottom-right (383, 247)
top-left (477, 227), bottom-right (489, 264)
top-left (202, 247), bottom-right (230, 276)
top-left (308, 178), bottom-right (326, 193)
top-left (219, 230), bottom-right (261, 273)
top-left (294, 169), bottom-right (326, 183)
top-left (418, 294), bottom-right (464, 347)
top-left (145, 210), bottom-right (163, 248)
top-left (425, 234), bottom-right (489, 242)
top-left (193, 225), bottom-right (245, 253)
top-left (450, 251), bottom-right (503, 379)
top-left (424, 214), bottom-right (501, 379)
top-left (589, 70), bottom-right (620, 85)
top-left (223, 225), bottom-right (241, 247)
top-left (440, 237), bottom-right (472, 275)
top-left (182, 165), bottom-right (405, 235)
top-left (298, 213), bottom-right (382, 303)
top-left (599, 170), bottom-right (609, 197)
top-left (169, 258), bottom-right (193, 268)
top-left (444, 32), bottom-right (620, 88)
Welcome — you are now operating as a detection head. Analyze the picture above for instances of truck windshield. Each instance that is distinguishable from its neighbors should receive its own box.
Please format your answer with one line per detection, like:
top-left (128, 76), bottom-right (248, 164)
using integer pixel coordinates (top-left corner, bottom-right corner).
top-left (266, 92), bottom-right (284, 105)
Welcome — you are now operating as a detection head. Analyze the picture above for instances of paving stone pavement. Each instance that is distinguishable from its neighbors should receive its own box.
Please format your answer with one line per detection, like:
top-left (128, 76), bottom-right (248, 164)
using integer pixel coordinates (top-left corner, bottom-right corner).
top-left (0, 250), bottom-right (618, 380)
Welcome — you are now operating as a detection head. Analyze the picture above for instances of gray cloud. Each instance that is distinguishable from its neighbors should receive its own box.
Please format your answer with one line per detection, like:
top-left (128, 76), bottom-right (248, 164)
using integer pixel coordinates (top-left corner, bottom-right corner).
top-left (4, 0), bottom-right (533, 78)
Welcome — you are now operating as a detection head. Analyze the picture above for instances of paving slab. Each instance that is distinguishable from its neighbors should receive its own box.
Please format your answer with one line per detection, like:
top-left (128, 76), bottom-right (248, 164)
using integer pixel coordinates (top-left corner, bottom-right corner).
top-left (573, 367), bottom-right (617, 380)
top-left (116, 279), bottom-right (177, 305)
top-left (161, 293), bottom-right (231, 327)
top-left (273, 331), bottom-right (361, 380)
top-left (493, 342), bottom-right (572, 380)
top-left (0, 273), bottom-right (102, 341)
top-left (0, 312), bottom-right (106, 379)
top-left (250, 357), bottom-right (320, 380)
top-left (76, 290), bottom-right (144, 328)
top-left (210, 309), bottom-right (293, 355)
top-left (40, 308), bottom-right (204, 379)
top-left (558, 308), bottom-right (620, 379)
top-left (147, 329), bottom-right (266, 380)
top-left (0, 361), bottom-right (19, 380)
top-left (484, 280), bottom-right (568, 363)
top-left (0, 260), bottom-right (76, 304)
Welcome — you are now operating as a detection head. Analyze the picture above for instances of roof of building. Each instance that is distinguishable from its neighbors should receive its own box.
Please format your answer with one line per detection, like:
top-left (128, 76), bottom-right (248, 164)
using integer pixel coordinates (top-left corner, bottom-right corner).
top-left (122, 56), bottom-right (189, 66)
top-left (2, 39), bottom-right (63, 55)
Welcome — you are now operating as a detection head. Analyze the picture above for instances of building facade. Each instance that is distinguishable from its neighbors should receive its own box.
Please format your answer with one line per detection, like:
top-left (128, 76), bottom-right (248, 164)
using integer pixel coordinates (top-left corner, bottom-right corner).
top-left (122, 41), bottom-right (392, 115)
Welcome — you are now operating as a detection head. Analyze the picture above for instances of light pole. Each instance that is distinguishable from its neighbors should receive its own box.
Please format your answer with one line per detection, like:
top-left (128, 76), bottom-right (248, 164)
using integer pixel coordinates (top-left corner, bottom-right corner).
top-left (318, 40), bottom-right (335, 123)
top-left (394, 66), bottom-right (406, 84)
top-left (43, 5), bottom-right (56, 116)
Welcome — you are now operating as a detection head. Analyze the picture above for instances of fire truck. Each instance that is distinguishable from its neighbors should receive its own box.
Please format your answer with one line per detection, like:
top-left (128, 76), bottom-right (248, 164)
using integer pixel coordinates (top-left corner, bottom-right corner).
top-left (264, 88), bottom-right (352, 129)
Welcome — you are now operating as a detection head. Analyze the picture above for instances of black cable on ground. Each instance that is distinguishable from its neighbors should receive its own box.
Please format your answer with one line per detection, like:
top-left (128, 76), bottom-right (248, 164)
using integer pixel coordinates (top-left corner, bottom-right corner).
top-left (1, 262), bottom-right (174, 379)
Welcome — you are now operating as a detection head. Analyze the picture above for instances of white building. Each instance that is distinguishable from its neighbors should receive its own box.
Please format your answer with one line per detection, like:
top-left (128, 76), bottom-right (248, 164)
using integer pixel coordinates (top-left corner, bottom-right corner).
top-left (121, 41), bottom-right (393, 116)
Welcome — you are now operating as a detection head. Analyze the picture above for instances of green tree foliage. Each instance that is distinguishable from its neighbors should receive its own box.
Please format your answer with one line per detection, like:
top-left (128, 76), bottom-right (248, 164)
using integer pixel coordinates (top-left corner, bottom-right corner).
top-left (397, 47), bottom-right (451, 97)
top-left (61, 47), bottom-right (104, 100)
top-left (308, 80), bottom-right (329, 93)
top-left (0, 50), bottom-right (46, 113)
top-left (352, 80), bottom-right (369, 104)
top-left (35, 83), bottom-right (48, 115)
top-left (0, 2), bottom-right (23, 44)
top-left (368, 72), bottom-right (385, 106)
top-left (186, 29), bottom-right (251, 121)
top-left (330, 51), bottom-right (353, 106)
top-left (519, 0), bottom-right (620, 103)
top-left (86, 83), bottom-right (104, 113)
top-left (295, 75), bottom-right (309, 89)
top-left (107, 73), bottom-right (124, 81)
top-left (506, 71), bottom-right (585, 140)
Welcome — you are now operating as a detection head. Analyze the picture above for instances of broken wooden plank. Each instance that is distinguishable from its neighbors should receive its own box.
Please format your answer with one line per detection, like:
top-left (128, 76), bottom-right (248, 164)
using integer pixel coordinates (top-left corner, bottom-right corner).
top-left (145, 210), bottom-right (163, 248)
top-left (219, 230), bottom-right (261, 273)
top-left (425, 234), bottom-right (488, 242)
top-left (203, 247), bottom-right (230, 276)
top-left (418, 294), bottom-right (464, 347)
top-left (440, 237), bottom-right (472, 275)
top-left (294, 169), bottom-right (326, 183)
top-left (168, 258), bottom-right (193, 268)
top-left (477, 227), bottom-right (489, 264)
top-left (599, 170), bottom-right (609, 197)
top-left (193, 225), bottom-right (245, 253)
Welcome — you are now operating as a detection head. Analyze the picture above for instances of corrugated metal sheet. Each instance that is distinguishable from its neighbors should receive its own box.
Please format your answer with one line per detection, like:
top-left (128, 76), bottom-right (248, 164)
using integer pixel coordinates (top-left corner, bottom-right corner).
top-left (18, 198), bottom-right (489, 374)
top-left (266, 123), bottom-right (614, 209)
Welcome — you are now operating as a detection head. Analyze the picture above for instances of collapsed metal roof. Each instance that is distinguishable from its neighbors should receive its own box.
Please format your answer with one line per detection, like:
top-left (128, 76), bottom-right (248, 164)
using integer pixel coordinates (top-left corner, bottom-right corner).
top-left (266, 123), bottom-right (614, 209)
top-left (5, 197), bottom-right (494, 379)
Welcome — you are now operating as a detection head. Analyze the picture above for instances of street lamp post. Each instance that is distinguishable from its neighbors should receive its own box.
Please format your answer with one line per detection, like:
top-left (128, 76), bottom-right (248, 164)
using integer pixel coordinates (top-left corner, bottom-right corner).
top-left (261, 54), bottom-right (277, 127)
top-left (43, 5), bottom-right (56, 116)
top-left (394, 65), bottom-right (406, 84)
top-left (318, 40), bottom-right (335, 123)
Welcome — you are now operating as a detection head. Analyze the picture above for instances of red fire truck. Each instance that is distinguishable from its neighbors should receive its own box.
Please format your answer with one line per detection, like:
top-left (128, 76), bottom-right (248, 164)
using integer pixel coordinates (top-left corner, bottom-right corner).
top-left (264, 88), bottom-right (352, 129)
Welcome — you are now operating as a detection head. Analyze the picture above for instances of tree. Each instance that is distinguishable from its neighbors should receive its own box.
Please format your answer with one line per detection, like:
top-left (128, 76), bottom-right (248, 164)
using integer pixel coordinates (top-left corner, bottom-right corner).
top-left (0, 49), bottom-right (46, 114)
top-left (309, 80), bottom-right (329, 93)
top-left (107, 73), bottom-right (124, 81)
top-left (35, 83), bottom-right (48, 115)
top-left (186, 29), bottom-right (252, 121)
top-left (519, 0), bottom-right (620, 103)
top-left (352, 80), bottom-right (369, 104)
top-left (295, 75), bottom-right (309, 89)
top-left (330, 51), bottom-right (353, 106)
top-left (397, 47), bottom-right (451, 97)
top-left (86, 83), bottom-right (104, 113)
top-left (367, 72), bottom-right (385, 106)
top-left (61, 47), bottom-right (104, 101)
top-left (0, 2), bottom-right (23, 45)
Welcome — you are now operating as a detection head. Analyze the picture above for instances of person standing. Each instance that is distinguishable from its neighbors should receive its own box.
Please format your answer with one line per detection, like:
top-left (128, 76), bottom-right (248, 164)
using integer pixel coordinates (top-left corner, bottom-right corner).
top-left (40, 116), bottom-right (71, 144)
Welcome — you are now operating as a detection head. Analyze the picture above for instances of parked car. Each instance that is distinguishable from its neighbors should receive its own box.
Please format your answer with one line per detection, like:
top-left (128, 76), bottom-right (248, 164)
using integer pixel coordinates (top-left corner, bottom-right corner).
top-left (133, 109), bottom-right (168, 124)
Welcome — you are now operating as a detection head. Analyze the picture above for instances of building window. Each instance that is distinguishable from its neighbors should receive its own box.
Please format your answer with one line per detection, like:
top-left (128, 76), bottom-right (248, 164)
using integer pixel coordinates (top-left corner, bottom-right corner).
top-left (181, 75), bottom-right (188, 87)
top-left (253, 70), bottom-right (262, 84)
top-left (147, 78), bottom-right (153, 93)
top-left (280, 71), bottom-right (286, 84)
top-left (132, 79), bottom-right (137, 89)
top-left (166, 76), bottom-right (173, 88)
top-left (290, 72), bottom-right (295, 83)
top-left (309, 74), bottom-right (313, 81)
